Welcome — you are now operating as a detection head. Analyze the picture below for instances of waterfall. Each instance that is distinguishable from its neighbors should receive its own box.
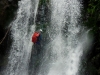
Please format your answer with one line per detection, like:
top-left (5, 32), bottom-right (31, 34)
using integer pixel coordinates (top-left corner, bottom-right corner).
top-left (4, 0), bottom-right (39, 75)
top-left (3, 0), bottom-right (92, 75)
top-left (36, 0), bottom-right (92, 75)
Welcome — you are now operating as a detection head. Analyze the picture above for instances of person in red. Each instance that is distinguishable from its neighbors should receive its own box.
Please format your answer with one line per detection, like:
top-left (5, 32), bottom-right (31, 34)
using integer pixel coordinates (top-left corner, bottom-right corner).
top-left (32, 29), bottom-right (42, 44)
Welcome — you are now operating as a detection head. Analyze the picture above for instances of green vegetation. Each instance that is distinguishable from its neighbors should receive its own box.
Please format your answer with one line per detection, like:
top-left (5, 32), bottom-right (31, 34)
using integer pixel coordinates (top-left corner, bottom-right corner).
top-left (39, 0), bottom-right (49, 5)
top-left (83, 0), bottom-right (100, 75)
top-left (84, 0), bottom-right (100, 32)
top-left (36, 0), bottom-right (50, 32)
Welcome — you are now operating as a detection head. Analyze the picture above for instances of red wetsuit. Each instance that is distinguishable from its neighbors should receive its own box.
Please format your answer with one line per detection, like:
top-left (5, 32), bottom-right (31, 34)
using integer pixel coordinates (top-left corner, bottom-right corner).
top-left (32, 32), bottom-right (40, 43)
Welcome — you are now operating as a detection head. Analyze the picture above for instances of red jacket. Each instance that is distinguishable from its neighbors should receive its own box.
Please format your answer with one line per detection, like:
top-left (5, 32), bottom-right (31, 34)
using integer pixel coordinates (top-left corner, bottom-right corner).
top-left (32, 32), bottom-right (40, 43)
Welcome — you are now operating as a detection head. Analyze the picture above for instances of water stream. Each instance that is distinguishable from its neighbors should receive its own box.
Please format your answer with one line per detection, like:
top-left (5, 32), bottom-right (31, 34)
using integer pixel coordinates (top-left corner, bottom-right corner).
top-left (36, 0), bottom-right (91, 75)
top-left (4, 0), bottom-right (92, 75)
top-left (4, 0), bottom-right (39, 75)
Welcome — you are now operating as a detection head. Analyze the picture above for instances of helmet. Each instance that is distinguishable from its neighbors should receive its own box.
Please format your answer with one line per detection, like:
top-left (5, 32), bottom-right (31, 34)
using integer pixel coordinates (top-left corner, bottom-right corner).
top-left (39, 29), bottom-right (43, 32)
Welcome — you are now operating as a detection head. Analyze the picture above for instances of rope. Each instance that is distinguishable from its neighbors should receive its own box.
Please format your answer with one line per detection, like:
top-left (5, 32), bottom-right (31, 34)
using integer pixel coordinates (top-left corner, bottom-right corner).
top-left (0, 26), bottom-right (11, 45)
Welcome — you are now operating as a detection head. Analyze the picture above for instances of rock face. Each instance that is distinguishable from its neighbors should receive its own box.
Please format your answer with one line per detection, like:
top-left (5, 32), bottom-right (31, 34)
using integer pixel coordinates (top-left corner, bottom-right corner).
top-left (0, 0), bottom-right (19, 40)
top-left (0, 0), bottom-right (18, 26)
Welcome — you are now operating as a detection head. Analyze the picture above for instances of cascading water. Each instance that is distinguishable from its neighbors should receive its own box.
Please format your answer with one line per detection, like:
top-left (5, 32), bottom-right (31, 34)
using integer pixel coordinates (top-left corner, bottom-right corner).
top-left (36, 0), bottom-right (92, 75)
top-left (4, 0), bottom-right (39, 75)
top-left (3, 0), bottom-right (92, 75)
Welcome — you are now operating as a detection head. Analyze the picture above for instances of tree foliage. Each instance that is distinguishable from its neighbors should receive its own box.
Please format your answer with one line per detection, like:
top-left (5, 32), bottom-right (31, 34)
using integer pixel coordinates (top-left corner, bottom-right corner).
top-left (84, 0), bottom-right (100, 75)
top-left (85, 0), bottom-right (100, 32)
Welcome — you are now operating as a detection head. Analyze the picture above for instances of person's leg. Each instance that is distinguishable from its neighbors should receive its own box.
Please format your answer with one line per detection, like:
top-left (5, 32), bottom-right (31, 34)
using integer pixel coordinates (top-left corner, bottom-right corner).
top-left (36, 35), bottom-right (41, 45)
